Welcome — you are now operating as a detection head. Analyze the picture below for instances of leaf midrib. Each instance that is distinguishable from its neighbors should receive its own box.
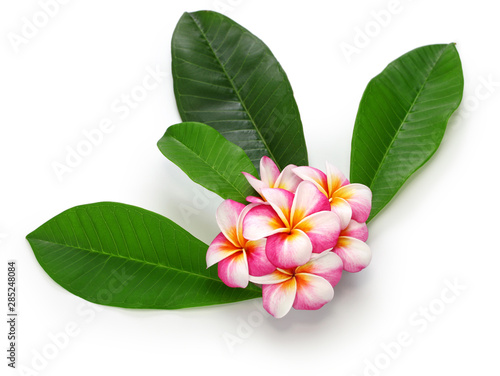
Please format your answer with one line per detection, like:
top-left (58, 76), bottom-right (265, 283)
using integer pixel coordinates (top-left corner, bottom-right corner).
top-left (367, 45), bottom-right (449, 189)
top-left (160, 130), bottom-right (249, 200)
top-left (28, 236), bottom-right (225, 284)
top-left (186, 12), bottom-right (280, 169)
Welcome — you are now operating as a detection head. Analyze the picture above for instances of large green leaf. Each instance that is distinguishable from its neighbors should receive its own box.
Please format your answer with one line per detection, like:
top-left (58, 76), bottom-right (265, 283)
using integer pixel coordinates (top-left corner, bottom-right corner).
top-left (158, 122), bottom-right (257, 203)
top-left (350, 43), bottom-right (463, 221)
top-left (172, 11), bottom-right (308, 171)
top-left (26, 202), bottom-right (261, 309)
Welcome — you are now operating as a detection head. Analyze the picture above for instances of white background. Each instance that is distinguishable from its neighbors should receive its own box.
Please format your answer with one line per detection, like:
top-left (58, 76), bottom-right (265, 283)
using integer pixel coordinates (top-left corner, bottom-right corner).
top-left (1, 0), bottom-right (499, 375)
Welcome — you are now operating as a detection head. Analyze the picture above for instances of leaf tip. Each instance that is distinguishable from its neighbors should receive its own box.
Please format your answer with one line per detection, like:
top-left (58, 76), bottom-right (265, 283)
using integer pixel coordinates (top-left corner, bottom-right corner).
top-left (25, 228), bottom-right (36, 241)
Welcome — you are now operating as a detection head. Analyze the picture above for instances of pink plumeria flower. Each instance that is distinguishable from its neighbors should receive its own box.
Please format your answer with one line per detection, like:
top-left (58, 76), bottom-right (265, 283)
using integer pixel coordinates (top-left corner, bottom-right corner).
top-left (242, 156), bottom-right (302, 203)
top-left (243, 181), bottom-right (341, 269)
top-left (333, 220), bottom-right (372, 273)
top-left (206, 200), bottom-right (276, 288)
top-left (250, 251), bottom-right (343, 318)
top-left (293, 162), bottom-right (372, 229)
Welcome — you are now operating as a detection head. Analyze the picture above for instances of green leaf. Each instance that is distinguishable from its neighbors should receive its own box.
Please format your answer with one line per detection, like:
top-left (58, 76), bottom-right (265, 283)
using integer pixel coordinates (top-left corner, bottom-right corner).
top-left (350, 43), bottom-right (464, 221)
top-left (171, 10), bottom-right (308, 171)
top-left (158, 122), bottom-right (258, 203)
top-left (26, 202), bottom-right (261, 309)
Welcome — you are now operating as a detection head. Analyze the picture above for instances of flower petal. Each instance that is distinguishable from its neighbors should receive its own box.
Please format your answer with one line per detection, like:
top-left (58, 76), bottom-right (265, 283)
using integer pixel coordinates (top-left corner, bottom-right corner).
top-left (242, 204), bottom-right (287, 241)
top-left (242, 172), bottom-right (265, 197)
top-left (216, 200), bottom-right (245, 247)
top-left (293, 273), bottom-right (334, 311)
top-left (218, 251), bottom-right (249, 288)
top-left (290, 181), bottom-right (331, 226)
top-left (341, 220), bottom-right (368, 242)
top-left (334, 183), bottom-right (372, 223)
top-left (274, 164), bottom-right (302, 193)
top-left (206, 232), bottom-right (241, 268)
top-left (261, 188), bottom-right (294, 228)
top-left (334, 236), bottom-right (372, 273)
top-left (246, 196), bottom-right (265, 204)
top-left (330, 197), bottom-right (352, 230)
top-left (325, 161), bottom-right (349, 194)
top-left (296, 251), bottom-right (343, 287)
top-left (292, 166), bottom-right (329, 196)
top-left (262, 277), bottom-right (297, 318)
top-left (236, 203), bottom-right (259, 245)
top-left (266, 229), bottom-right (312, 269)
top-left (260, 156), bottom-right (280, 188)
top-left (294, 211), bottom-right (341, 253)
top-left (245, 238), bottom-right (276, 276)
top-left (249, 269), bottom-right (292, 285)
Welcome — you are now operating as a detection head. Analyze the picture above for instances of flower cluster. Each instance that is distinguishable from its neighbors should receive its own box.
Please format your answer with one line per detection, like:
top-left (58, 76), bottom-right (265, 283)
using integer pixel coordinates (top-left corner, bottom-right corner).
top-left (206, 157), bottom-right (372, 318)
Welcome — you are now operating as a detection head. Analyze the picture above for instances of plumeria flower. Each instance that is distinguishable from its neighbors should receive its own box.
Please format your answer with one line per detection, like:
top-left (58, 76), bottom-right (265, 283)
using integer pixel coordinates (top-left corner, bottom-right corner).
top-left (250, 251), bottom-right (343, 318)
top-left (243, 181), bottom-right (341, 269)
top-left (242, 156), bottom-right (302, 203)
top-left (206, 200), bottom-right (276, 288)
top-left (333, 220), bottom-right (371, 273)
top-left (293, 162), bottom-right (372, 229)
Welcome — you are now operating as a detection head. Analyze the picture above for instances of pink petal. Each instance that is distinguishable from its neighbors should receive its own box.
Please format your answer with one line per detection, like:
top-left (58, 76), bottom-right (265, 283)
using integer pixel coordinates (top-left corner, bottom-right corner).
top-left (330, 197), bottom-right (353, 230)
top-left (294, 211), bottom-right (341, 253)
top-left (334, 184), bottom-right (372, 223)
top-left (250, 269), bottom-right (292, 285)
top-left (261, 188), bottom-right (294, 228)
top-left (246, 196), bottom-right (265, 204)
top-left (216, 200), bottom-right (245, 247)
top-left (290, 181), bottom-right (331, 226)
top-left (242, 172), bottom-right (265, 196)
top-left (260, 156), bottom-right (280, 188)
top-left (242, 204), bottom-right (288, 241)
top-left (292, 166), bottom-right (329, 196)
top-left (236, 203), bottom-right (259, 245)
top-left (266, 229), bottom-right (312, 269)
top-left (218, 251), bottom-right (249, 288)
top-left (274, 164), bottom-right (302, 193)
top-left (296, 251), bottom-right (343, 287)
top-left (245, 238), bottom-right (276, 276)
top-left (262, 277), bottom-right (297, 318)
top-left (334, 236), bottom-right (372, 273)
top-left (206, 232), bottom-right (241, 268)
top-left (341, 220), bottom-right (368, 242)
top-left (325, 161), bottom-right (349, 194)
top-left (292, 273), bottom-right (334, 311)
